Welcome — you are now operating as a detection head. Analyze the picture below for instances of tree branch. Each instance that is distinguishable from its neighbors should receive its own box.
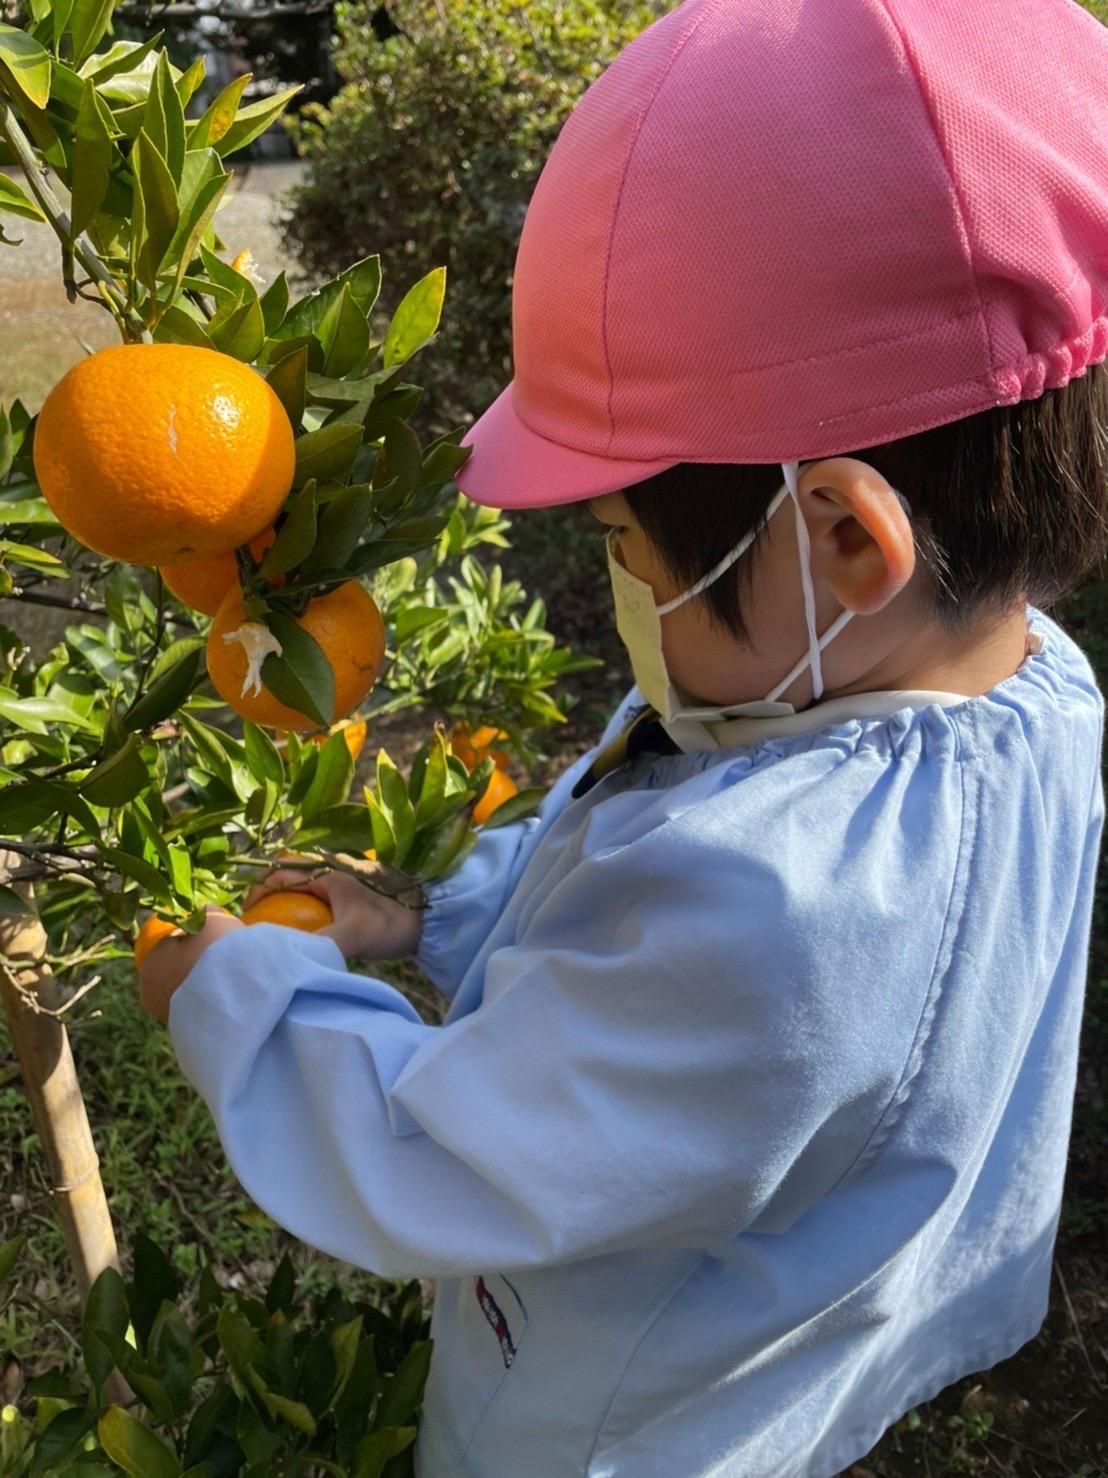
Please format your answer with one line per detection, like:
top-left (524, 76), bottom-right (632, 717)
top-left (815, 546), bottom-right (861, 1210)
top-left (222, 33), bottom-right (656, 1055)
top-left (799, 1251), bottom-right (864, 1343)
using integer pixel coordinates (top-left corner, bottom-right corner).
top-left (0, 101), bottom-right (148, 343)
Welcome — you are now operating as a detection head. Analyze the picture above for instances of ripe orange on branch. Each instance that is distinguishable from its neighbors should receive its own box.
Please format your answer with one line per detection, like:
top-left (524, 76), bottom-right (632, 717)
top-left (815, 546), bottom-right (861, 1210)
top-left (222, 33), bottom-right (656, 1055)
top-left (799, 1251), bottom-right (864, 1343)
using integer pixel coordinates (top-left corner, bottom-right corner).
top-left (240, 891), bottom-right (333, 930)
top-left (33, 344), bottom-right (295, 565)
top-left (207, 580), bottom-right (386, 731)
top-left (450, 722), bottom-right (511, 772)
top-left (161, 526), bottom-right (277, 616)
top-left (473, 766), bottom-right (518, 825)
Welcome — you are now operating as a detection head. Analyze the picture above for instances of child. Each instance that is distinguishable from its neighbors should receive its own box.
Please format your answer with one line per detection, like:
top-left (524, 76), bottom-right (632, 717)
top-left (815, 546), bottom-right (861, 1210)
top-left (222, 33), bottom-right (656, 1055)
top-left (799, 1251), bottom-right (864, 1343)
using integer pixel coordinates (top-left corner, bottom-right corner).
top-left (139, 0), bottom-right (1108, 1472)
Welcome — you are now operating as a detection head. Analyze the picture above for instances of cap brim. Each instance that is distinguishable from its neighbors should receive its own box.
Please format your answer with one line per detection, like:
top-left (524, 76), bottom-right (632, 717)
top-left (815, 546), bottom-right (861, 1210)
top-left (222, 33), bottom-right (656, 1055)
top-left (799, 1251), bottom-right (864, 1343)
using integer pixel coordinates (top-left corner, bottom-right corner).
top-left (454, 382), bottom-right (679, 510)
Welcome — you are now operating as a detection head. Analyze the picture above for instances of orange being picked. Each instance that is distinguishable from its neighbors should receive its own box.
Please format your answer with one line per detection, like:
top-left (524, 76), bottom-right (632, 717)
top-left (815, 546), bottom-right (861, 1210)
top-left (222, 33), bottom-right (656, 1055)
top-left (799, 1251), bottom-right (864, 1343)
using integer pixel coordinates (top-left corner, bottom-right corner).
top-left (160, 526), bottom-right (277, 617)
top-left (473, 766), bottom-right (518, 826)
top-left (33, 343), bottom-right (295, 565)
top-left (133, 915), bottom-right (180, 971)
top-left (240, 890), bottom-right (333, 931)
top-left (207, 580), bottom-right (386, 731)
top-left (450, 722), bottom-right (511, 772)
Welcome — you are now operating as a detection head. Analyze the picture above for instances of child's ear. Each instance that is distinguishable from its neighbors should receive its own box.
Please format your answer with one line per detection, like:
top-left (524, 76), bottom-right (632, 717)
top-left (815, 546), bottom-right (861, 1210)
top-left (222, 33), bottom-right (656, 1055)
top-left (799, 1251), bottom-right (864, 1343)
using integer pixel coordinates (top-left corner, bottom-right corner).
top-left (796, 457), bottom-right (915, 616)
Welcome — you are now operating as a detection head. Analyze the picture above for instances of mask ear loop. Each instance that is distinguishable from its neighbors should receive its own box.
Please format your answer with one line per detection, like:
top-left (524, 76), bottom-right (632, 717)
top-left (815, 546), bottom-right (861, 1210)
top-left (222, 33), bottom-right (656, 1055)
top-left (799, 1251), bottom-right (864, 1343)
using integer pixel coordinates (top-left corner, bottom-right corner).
top-left (656, 484), bottom-right (792, 616)
top-left (769, 468), bottom-right (912, 706)
top-left (781, 460), bottom-right (827, 699)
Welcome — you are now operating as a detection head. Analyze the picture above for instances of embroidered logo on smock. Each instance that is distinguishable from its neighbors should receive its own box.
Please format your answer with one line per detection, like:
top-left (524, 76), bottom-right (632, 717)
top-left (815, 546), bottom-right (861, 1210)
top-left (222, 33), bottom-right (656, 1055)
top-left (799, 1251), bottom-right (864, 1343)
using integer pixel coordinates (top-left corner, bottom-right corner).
top-left (474, 1276), bottom-right (516, 1367)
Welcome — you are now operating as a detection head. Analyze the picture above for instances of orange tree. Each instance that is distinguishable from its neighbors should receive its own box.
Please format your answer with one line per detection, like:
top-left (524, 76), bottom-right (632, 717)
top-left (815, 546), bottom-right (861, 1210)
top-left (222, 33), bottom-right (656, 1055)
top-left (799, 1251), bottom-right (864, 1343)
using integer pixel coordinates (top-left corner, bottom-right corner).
top-left (0, 5), bottom-right (585, 1467)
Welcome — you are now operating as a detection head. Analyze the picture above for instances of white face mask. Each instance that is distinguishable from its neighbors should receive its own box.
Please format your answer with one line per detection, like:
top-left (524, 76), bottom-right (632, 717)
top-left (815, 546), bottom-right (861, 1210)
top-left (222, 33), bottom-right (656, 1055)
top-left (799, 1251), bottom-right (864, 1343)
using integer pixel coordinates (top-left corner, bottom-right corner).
top-left (605, 460), bottom-right (856, 727)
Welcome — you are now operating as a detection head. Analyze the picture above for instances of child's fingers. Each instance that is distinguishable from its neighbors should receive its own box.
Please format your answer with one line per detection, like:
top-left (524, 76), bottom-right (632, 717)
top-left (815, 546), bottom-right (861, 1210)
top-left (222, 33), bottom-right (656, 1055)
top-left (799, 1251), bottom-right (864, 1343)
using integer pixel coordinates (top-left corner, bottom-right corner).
top-left (243, 868), bottom-right (333, 911)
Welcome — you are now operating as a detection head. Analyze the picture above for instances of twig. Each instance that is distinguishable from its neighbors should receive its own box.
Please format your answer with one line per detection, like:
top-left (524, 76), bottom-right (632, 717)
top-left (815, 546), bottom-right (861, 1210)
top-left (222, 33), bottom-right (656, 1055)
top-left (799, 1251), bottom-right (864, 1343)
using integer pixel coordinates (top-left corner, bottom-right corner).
top-left (4, 589), bottom-right (107, 615)
top-left (1053, 1259), bottom-right (1105, 1390)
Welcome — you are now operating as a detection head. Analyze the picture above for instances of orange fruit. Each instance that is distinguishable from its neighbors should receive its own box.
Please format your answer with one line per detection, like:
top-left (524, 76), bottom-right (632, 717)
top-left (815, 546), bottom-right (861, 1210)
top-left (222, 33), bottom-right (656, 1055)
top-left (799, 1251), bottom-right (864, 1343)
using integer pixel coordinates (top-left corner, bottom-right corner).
top-left (133, 915), bottom-right (179, 971)
top-left (473, 766), bottom-right (518, 826)
top-left (160, 527), bottom-right (277, 617)
top-left (240, 890), bottom-right (333, 931)
top-left (207, 580), bottom-right (386, 731)
top-left (307, 716), bottom-right (368, 760)
top-left (450, 722), bottom-right (511, 771)
top-left (33, 344), bottom-right (295, 565)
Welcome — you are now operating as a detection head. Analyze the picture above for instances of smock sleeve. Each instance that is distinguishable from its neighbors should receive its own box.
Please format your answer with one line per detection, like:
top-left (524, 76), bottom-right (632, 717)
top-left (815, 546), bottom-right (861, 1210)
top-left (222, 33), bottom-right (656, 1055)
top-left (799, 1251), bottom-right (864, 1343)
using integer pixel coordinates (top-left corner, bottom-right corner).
top-left (413, 687), bottom-right (645, 998)
top-left (168, 752), bottom-right (952, 1278)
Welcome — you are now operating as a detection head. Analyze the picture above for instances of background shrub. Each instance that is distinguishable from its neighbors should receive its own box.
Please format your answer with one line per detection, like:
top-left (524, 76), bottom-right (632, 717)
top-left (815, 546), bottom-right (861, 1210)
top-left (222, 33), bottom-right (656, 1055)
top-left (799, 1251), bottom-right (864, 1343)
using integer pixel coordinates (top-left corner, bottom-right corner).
top-left (280, 0), bottom-right (669, 429)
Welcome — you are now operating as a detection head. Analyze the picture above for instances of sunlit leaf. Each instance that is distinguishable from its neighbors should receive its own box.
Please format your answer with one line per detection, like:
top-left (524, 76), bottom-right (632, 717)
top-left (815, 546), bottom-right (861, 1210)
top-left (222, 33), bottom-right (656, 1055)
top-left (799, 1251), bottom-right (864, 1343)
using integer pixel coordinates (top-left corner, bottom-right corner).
top-left (383, 267), bottom-right (445, 369)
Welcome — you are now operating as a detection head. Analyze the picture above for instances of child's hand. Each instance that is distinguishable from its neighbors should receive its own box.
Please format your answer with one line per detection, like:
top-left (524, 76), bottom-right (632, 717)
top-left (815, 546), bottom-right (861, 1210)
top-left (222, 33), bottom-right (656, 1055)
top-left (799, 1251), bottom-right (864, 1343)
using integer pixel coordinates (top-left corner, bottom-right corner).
top-left (243, 862), bottom-right (424, 962)
top-left (138, 907), bottom-right (245, 1025)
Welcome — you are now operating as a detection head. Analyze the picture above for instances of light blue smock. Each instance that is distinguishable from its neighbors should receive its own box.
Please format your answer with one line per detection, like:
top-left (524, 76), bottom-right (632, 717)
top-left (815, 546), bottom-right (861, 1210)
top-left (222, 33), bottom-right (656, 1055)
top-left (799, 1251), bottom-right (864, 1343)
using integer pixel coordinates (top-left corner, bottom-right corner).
top-left (168, 608), bottom-right (1104, 1478)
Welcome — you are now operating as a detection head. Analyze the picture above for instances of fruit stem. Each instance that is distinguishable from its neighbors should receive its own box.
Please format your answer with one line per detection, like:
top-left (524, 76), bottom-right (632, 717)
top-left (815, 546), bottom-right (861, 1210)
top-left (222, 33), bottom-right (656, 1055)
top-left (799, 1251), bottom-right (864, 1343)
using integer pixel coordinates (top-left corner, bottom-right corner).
top-left (0, 101), bottom-right (150, 344)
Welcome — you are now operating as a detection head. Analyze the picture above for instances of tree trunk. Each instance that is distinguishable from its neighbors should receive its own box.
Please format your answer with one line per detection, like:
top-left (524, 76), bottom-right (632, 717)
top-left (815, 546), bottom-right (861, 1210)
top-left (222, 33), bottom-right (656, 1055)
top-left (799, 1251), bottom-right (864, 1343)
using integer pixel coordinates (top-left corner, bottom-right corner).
top-left (0, 854), bottom-right (131, 1405)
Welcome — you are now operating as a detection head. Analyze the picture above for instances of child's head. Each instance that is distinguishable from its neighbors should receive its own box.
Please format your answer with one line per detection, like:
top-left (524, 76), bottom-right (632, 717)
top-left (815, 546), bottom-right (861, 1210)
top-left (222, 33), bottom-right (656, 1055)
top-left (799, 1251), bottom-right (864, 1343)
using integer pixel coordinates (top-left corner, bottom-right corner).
top-left (452, 0), bottom-right (1108, 706)
top-left (590, 361), bottom-right (1108, 707)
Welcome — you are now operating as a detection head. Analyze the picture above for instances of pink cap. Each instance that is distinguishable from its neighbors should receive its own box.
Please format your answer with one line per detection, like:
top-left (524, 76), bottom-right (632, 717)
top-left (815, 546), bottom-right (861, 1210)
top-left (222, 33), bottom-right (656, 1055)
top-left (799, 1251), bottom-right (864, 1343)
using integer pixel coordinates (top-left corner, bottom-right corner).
top-left (455, 0), bottom-right (1108, 511)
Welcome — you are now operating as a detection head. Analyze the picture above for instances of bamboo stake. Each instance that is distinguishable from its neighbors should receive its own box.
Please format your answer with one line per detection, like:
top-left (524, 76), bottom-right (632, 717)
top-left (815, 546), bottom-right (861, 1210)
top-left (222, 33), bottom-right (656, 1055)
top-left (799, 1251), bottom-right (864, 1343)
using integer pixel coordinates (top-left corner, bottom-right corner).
top-left (0, 853), bottom-right (131, 1407)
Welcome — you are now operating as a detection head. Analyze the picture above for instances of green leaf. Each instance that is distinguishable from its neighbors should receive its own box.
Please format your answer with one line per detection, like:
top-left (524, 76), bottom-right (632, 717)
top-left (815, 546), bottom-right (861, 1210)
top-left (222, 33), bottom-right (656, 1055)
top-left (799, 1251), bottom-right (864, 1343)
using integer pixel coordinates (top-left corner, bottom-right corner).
top-left (481, 784), bottom-right (544, 828)
top-left (260, 613), bottom-right (334, 729)
top-left (132, 131), bottom-right (179, 291)
top-left (0, 23), bottom-right (51, 109)
top-left (243, 722), bottom-right (284, 786)
top-left (98, 1405), bottom-right (181, 1477)
top-left (0, 538), bottom-right (66, 573)
top-left (263, 1251), bottom-right (295, 1316)
top-left (266, 343), bottom-right (307, 427)
top-left (178, 712), bottom-right (234, 785)
top-left (292, 802), bottom-right (374, 854)
top-left (69, 82), bottom-right (114, 237)
top-left (373, 418), bottom-right (422, 501)
top-left (353, 1426), bottom-right (417, 1478)
top-left (208, 294), bottom-right (265, 362)
top-left (259, 1387), bottom-right (317, 1435)
top-left (0, 693), bottom-right (99, 733)
top-left (175, 54), bottom-right (206, 108)
top-left (304, 482), bottom-right (374, 575)
top-left (258, 269), bottom-right (289, 336)
top-left (188, 72), bottom-right (250, 150)
top-left (363, 788), bottom-right (395, 861)
top-left (0, 172), bottom-right (45, 225)
top-left (415, 733), bottom-right (449, 822)
top-left (148, 635), bottom-right (205, 684)
top-left (294, 422), bottom-right (361, 486)
top-left (259, 482), bottom-right (317, 577)
top-left (318, 281), bottom-right (371, 378)
top-left (82, 1267), bottom-right (129, 1391)
top-left (198, 240), bottom-right (258, 303)
top-left (141, 51), bottom-right (185, 183)
top-left (383, 267), bottom-right (446, 369)
top-left (83, 32), bottom-right (163, 89)
top-left (0, 885), bottom-right (33, 917)
top-left (123, 647), bottom-right (201, 730)
top-left (129, 1233), bottom-right (180, 1352)
top-left (300, 730), bottom-right (354, 821)
top-left (277, 254), bottom-right (381, 341)
top-left (375, 749), bottom-right (415, 867)
top-left (147, 1301), bottom-right (195, 1416)
top-left (99, 845), bottom-right (172, 902)
top-left (0, 779), bottom-right (61, 832)
top-left (214, 83), bottom-right (301, 158)
top-left (81, 733), bottom-right (150, 807)
top-left (326, 1315), bottom-right (363, 1412)
top-left (152, 302), bottom-right (213, 348)
top-left (162, 152), bottom-right (231, 300)
top-left (28, 1406), bottom-right (97, 1478)
top-left (69, 0), bottom-right (118, 68)
top-left (0, 1234), bottom-right (23, 1283)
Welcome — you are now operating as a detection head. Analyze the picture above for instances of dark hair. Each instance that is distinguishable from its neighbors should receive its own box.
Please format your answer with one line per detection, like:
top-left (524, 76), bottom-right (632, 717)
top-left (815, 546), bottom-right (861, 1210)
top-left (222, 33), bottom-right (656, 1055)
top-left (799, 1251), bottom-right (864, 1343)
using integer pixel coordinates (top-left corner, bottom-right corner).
top-left (624, 359), bottom-right (1108, 641)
